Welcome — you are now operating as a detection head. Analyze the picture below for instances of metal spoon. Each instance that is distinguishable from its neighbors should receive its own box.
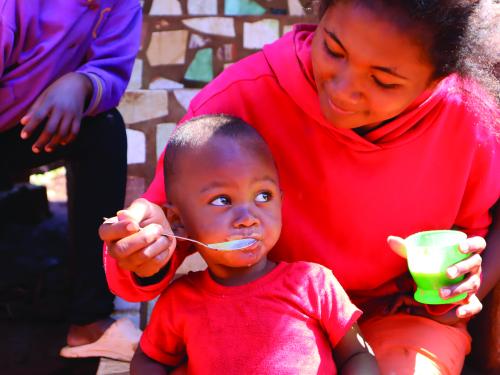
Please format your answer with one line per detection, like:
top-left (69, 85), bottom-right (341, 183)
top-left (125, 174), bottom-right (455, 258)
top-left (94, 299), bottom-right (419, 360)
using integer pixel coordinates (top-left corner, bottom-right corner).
top-left (102, 217), bottom-right (256, 251)
top-left (161, 233), bottom-right (257, 251)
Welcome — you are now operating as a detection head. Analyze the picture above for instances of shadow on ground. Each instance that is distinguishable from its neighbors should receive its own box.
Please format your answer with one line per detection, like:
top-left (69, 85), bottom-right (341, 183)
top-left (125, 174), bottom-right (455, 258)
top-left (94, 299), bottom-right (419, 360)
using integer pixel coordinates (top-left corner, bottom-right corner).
top-left (0, 201), bottom-right (99, 375)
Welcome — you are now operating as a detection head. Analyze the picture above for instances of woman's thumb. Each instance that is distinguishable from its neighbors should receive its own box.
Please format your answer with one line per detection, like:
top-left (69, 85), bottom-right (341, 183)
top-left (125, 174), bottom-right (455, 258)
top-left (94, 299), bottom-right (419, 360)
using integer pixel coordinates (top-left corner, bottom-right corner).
top-left (387, 235), bottom-right (407, 258)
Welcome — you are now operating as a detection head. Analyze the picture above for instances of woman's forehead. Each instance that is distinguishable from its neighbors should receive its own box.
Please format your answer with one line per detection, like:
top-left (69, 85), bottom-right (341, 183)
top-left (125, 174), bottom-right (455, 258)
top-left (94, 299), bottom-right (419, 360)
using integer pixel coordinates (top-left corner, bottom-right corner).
top-left (321, 3), bottom-right (432, 68)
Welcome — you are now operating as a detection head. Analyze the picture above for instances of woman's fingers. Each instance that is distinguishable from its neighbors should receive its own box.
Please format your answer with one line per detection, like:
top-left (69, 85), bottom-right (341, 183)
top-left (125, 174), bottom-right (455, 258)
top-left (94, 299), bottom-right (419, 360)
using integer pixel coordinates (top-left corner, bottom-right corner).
top-left (458, 236), bottom-right (486, 254)
top-left (20, 100), bottom-right (50, 139)
top-left (44, 114), bottom-right (71, 152)
top-left (49, 114), bottom-right (72, 149)
top-left (111, 223), bottom-right (164, 259)
top-left (108, 223), bottom-right (176, 275)
top-left (440, 271), bottom-right (481, 299)
top-left (126, 239), bottom-right (175, 278)
top-left (446, 253), bottom-right (482, 279)
top-left (387, 235), bottom-right (407, 258)
top-left (64, 117), bottom-right (81, 145)
top-left (456, 294), bottom-right (482, 318)
top-left (99, 217), bottom-right (140, 242)
top-left (117, 198), bottom-right (154, 225)
top-left (100, 199), bottom-right (175, 276)
top-left (119, 236), bottom-right (171, 268)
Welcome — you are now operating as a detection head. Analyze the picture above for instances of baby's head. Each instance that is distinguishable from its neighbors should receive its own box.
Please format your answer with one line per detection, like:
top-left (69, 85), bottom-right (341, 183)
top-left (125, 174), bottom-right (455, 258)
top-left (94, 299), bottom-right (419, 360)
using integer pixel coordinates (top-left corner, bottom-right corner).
top-left (163, 115), bottom-right (282, 272)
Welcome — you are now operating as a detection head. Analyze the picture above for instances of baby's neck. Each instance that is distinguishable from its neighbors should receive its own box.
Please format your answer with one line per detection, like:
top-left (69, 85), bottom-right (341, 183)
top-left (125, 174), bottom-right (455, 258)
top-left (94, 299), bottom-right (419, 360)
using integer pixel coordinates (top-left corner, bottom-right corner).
top-left (208, 258), bottom-right (276, 287)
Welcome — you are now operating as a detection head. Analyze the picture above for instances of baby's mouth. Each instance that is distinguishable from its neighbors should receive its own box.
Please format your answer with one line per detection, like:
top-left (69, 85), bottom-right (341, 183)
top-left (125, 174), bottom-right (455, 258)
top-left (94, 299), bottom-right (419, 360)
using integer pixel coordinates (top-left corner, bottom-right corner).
top-left (226, 233), bottom-right (261, 242)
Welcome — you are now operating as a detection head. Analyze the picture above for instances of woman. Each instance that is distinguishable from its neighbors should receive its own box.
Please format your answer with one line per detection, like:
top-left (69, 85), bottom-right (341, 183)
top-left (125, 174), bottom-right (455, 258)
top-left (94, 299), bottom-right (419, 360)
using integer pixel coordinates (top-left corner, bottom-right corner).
top-left (100, 1), bottom-right (499, 373)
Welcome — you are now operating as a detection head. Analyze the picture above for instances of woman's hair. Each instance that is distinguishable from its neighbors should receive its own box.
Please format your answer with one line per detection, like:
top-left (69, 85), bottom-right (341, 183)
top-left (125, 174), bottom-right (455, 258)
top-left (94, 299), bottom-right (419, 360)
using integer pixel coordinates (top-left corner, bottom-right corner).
top-left (314, 0), bottom-right (499, 101)
top-left (163, 114), bottom-right (271, 195)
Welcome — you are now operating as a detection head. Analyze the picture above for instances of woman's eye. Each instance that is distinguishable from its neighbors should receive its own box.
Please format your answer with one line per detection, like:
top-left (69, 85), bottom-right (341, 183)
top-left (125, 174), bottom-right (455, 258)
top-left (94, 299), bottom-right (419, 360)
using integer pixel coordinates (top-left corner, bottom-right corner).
top-left (323, 41), bottom-right (344, 59)
top-left (372, 75), bottom-right (399, 89)
top-left (210, 196), bottom-right (231, 206)
top-left (255, 192), bottom-right (272, 203)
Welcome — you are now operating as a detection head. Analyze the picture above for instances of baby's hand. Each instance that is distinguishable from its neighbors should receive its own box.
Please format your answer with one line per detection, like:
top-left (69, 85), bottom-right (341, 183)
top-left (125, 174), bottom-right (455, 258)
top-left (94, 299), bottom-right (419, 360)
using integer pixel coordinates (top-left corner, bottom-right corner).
top-left (20, 72), bottom-right (92, 153)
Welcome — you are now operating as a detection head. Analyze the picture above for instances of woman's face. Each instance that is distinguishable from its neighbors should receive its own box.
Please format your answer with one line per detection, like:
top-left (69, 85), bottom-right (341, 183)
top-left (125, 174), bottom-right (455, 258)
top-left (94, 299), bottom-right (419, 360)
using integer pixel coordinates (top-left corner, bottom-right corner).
top-left (311, 2), bottom-right (438, 132)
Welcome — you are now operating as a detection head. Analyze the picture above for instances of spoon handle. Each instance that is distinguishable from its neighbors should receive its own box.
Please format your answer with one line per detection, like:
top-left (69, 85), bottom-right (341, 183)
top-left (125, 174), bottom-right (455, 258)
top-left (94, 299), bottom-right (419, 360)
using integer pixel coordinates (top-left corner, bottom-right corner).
top-left (103, 217), bottom-right (212, 249)
top-left (161, 233), bottom-right (209, 248)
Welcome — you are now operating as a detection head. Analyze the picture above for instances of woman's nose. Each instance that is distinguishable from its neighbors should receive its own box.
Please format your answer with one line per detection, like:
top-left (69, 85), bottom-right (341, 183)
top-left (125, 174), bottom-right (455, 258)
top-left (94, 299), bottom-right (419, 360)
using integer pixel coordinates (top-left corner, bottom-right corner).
top-left (331, 70), bottom-right (363, 105)
top-left (232, 206), bottom-right (259, 228)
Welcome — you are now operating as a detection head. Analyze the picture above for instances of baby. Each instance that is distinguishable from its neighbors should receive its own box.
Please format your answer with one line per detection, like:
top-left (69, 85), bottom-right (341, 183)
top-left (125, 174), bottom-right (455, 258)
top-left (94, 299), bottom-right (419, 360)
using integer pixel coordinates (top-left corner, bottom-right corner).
top-left (130, 114), bottom-right (379, 374)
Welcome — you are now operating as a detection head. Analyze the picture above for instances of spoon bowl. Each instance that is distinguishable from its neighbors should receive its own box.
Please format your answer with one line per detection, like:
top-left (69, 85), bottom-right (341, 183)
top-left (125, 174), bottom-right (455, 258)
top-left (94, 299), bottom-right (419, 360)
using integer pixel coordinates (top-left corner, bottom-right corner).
top-left (161, 233), bottom-right (257, 251)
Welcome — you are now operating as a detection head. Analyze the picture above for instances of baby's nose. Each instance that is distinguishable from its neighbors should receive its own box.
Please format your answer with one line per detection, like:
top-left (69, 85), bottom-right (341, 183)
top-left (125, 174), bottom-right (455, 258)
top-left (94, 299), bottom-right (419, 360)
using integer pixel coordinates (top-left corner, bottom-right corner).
top-left (232, 206), bottom-right (259, 227)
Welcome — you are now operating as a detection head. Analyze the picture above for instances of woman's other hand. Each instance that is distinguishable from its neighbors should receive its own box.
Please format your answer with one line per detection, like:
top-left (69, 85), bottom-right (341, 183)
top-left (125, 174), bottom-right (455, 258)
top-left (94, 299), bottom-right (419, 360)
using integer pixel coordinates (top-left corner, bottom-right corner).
top-left (437, 236), bottom-right (484, 320)
top-left (387, 235), bottom-right (485, 324)
top-left (386, 293), bottom-right (482, 326)
top-left (99, 198), bottom-right (176, 278)
top-left (20, 72), bottom-right (92, 153)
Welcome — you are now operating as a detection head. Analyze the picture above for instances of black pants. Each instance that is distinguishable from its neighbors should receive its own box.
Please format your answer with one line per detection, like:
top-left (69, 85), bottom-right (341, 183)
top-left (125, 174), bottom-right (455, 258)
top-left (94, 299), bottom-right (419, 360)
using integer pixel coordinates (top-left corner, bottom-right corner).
top-left (0, 109), bottom-right (127, 325)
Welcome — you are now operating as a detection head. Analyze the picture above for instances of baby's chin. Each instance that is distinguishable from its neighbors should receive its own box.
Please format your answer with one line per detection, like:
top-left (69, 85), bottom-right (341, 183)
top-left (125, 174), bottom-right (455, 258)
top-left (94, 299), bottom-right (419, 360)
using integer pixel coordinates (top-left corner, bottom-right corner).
top-left (222, 249), bottom-right (268, 268)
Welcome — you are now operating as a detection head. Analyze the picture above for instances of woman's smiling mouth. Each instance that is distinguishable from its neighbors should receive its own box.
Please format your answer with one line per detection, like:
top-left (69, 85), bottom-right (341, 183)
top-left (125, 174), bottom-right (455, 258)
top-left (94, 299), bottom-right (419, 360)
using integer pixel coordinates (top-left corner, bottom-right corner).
top-left (328, 98), bottom-right (357, 115)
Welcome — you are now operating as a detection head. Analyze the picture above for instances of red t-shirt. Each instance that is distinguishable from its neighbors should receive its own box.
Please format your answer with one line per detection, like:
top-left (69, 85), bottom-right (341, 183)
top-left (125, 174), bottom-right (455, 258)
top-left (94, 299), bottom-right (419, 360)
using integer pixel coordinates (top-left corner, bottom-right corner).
top-left (140, 261), bottom-right (362, 374)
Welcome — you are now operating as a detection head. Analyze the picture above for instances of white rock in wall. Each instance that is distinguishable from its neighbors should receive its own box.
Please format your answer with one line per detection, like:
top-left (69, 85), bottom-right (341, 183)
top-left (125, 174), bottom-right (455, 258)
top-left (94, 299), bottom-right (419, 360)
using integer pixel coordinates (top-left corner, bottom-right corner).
top-left (182, 17), bottom-right (235, 37)
top-left (243, 19), bottom-right (280, 49)
top-left (127, 59), bottom-right (143, 90)
top-left (174, 89), bottom-right (201, 111)
top-left (288, 0), bottom-right (305, 16)
top-left (149, 77), bottom-right (184, 90)
top-left (156, 123), bottom-right (177, 159)
top-left (147, 30), bottom-right (189, 66)
top-left (150, 0), bottom-right (182, 15)
top-left (126, 129), bottom-right (146, 164)
top-left (118, 90), bottom-right (169, 124)
top-left (187, 0), bottom-right (217, 15)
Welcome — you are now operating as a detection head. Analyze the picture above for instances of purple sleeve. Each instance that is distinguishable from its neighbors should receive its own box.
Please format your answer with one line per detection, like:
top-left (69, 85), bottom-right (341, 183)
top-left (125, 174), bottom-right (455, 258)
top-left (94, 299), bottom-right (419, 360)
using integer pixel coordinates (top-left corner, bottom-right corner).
top-left (77, 0), bottom-right (142, 116)
top-left (0, 4), bottom-right (14, 79)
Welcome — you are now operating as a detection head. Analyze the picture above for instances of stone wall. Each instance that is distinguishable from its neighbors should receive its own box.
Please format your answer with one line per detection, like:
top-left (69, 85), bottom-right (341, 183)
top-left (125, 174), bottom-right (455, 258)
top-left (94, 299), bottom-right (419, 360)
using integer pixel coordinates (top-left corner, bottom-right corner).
top-left (118, 0), bottom-right (315, 205)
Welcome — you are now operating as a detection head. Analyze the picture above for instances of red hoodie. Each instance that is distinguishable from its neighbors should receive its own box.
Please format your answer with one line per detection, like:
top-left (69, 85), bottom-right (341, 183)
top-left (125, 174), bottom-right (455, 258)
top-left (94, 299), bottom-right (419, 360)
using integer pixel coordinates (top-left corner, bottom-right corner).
top-left (105, 25), bottom-right (499, 307)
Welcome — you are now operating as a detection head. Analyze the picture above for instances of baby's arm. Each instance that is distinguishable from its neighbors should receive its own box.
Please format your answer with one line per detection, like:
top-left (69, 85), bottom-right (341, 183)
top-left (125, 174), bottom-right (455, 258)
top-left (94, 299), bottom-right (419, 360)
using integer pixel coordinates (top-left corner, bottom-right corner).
top-left (308, 264), bottom-right (379, 373)
top-left (333, 323), bottom-right (379, 374)
top-left (130, 346), bottom-right (173, 375)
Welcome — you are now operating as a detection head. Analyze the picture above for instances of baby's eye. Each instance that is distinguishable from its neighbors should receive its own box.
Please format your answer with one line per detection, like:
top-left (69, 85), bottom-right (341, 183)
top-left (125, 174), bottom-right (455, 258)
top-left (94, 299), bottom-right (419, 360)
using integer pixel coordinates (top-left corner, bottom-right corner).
top-left (210, 196), bottom-right (231, 206)
top-left (255, 192), bottom-right (272, 203)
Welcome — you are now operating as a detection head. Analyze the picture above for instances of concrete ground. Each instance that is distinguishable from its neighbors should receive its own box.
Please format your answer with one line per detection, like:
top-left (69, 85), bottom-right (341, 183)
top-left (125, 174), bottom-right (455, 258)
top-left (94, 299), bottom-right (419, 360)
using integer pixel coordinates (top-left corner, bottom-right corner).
top-left (0, 200), bottom-right (101, 375)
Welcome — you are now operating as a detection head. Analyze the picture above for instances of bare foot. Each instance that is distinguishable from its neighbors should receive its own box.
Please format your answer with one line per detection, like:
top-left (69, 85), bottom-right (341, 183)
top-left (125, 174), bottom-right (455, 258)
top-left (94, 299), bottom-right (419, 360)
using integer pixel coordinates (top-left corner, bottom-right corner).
top-left (66, 317), bottom-right (115, 347)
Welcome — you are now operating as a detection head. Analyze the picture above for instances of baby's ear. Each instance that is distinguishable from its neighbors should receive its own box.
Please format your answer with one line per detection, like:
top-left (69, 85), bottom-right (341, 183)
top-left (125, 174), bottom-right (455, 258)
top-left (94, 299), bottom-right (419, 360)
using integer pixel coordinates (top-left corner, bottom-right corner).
top-left (164, 203), bottom-right (186, 237)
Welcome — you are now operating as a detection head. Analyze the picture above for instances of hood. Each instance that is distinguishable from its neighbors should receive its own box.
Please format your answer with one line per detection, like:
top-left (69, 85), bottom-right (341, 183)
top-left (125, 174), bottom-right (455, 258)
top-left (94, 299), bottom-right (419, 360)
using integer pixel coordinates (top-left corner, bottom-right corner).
top-left (263, 24), bottom-right (453, 152)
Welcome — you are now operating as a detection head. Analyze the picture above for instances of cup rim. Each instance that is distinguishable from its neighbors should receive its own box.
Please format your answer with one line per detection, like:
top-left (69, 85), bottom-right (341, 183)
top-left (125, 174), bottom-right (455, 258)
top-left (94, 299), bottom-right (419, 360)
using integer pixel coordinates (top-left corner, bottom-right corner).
top-left (406, 229), bottom-right (467, 247)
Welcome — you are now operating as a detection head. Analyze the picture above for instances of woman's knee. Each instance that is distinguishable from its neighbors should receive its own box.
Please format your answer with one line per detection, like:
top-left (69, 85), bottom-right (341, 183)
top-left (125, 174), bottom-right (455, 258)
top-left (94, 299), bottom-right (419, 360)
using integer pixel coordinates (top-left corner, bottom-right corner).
top-left (360, 314), bottom-right (471, 375)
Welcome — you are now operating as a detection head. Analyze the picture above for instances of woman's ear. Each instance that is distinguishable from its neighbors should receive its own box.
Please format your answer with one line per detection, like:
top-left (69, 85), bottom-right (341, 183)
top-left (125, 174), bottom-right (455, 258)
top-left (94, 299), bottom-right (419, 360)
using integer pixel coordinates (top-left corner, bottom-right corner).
top-left (164, 203), bottom-right (186, 237)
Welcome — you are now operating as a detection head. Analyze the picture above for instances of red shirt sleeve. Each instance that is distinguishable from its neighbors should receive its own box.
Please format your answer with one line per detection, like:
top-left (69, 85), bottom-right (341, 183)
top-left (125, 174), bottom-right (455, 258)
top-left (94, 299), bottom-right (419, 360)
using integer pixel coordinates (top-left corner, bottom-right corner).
top-left (311, 265), bottom-right (363, 347)
top-left (140, 288), bottom-right (186, 366)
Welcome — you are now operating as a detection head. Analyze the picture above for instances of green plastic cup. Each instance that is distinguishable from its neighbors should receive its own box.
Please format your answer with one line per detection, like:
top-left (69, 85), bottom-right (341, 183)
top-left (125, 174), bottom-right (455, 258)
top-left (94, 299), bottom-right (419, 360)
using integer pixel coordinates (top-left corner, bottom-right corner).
top-left (405, 230), bottom-right (469, 304)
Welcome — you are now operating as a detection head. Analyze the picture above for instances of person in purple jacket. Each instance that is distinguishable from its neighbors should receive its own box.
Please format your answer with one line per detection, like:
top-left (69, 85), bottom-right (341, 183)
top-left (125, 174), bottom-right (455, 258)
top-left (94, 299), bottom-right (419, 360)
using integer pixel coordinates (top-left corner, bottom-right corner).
top-left (0, 0), bottom-right (142, 360)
